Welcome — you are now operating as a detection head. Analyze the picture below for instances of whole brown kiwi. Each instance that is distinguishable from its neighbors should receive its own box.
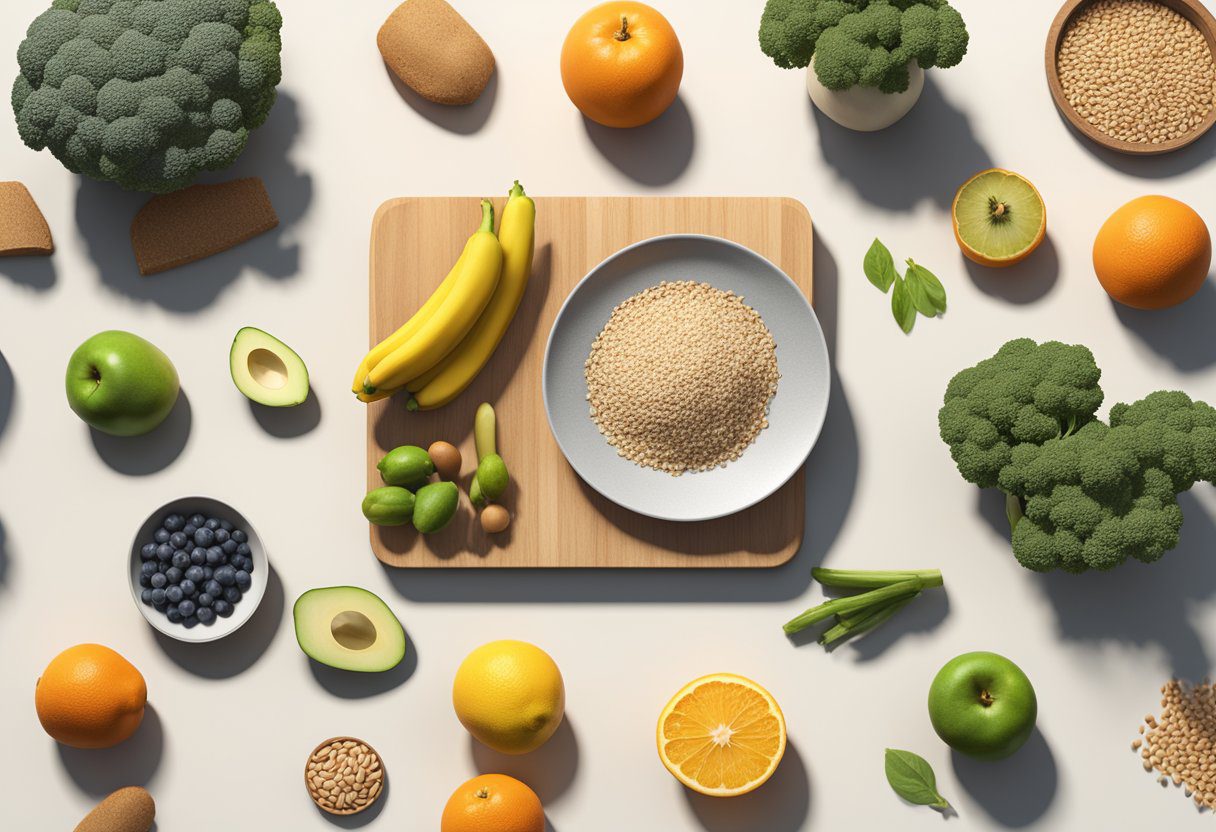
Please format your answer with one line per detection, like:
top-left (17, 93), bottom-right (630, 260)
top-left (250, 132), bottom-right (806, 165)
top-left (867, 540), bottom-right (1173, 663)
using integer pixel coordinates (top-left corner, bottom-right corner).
top-left (74, 787), bottom-right (155, 832)
top-left (377, 0), bottom-right (495, 105)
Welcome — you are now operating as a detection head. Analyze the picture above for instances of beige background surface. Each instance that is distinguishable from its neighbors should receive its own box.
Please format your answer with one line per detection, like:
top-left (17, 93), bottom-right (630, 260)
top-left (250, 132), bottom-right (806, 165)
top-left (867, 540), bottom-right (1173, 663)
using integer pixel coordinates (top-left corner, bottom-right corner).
top-left (2, 1), bottom-right (1216, 829)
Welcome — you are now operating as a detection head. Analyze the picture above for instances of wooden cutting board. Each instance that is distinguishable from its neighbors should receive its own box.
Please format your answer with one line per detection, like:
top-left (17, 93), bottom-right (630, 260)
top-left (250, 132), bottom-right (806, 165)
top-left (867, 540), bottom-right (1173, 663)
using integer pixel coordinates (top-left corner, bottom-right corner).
top-left (366, 197), bottom-right (813, 568)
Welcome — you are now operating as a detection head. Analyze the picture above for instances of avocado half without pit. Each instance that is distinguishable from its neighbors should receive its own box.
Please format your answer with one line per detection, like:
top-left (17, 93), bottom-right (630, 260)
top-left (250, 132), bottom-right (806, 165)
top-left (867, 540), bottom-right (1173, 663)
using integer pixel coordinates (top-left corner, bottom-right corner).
top-left (294, 587), bottom-right (406, 672)
top-left (230, 327), bottom-right (310, 407)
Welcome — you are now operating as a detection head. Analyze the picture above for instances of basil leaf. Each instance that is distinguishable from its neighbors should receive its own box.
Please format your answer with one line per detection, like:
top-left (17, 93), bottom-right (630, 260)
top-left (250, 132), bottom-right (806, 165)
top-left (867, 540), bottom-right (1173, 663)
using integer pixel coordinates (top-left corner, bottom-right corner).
top-left (907, 261), bottom-right (947, 314)
top-left (902, 266), bottom-right (937, 316)
top-left (863, 239), bottom-right (898, 293)
top-left (884, 748), bottom-right (951, 810)
top-left (891, 277), bottom-right (916, 333)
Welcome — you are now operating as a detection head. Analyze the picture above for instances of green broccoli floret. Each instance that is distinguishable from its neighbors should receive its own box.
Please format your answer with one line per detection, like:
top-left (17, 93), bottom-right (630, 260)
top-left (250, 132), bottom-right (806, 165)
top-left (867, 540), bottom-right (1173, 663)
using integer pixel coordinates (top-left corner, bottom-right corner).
top-left (940, 340), bottom-right (1216, 573)
top-left (759, 0), bottom-right (969, 93)
top-left (12, 0), bottom-right (283, 193)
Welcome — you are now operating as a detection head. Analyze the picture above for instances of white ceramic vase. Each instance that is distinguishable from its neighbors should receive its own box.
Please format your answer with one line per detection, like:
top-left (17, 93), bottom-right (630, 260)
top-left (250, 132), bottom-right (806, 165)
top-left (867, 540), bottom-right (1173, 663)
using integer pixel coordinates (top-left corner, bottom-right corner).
top-left (806, 57), bottom-right (924, 132)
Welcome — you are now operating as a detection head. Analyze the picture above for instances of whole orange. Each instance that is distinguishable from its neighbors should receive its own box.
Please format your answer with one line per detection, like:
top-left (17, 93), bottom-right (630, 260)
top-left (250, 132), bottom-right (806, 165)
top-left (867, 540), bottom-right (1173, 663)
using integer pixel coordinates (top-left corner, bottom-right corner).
top-left (1093, 195), bottom-right (1211, 309)
top-left (440, 774), bottom-right (544, 832)
top-left (560, 2), bottom-right (683, 128)
top-left (35, 644), bottom-right (146, 749)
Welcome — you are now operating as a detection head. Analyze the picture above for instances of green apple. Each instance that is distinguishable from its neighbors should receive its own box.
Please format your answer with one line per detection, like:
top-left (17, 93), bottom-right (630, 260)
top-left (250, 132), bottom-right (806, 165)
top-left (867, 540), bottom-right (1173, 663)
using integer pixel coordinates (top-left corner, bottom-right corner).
top-left (928, 651), bottom-right (1037, 761)
top-left (66, 330), bottom-right (179, 437)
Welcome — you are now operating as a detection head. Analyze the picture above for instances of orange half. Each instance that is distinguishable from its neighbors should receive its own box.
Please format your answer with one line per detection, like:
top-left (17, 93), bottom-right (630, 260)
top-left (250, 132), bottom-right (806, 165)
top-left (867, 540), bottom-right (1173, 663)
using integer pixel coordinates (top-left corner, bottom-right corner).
top-left (656, 673), bottom-right (787, 797)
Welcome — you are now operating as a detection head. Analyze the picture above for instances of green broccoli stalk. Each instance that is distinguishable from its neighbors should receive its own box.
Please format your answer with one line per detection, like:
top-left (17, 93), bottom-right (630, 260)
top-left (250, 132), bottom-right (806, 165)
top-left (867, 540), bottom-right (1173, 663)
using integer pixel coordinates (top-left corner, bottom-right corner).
top-left (12, 0), bottom-right (283, 193)
top-left (759, 0), bottom-right (969, 94)
top-left (940, 339), bottom-right (1216, 573)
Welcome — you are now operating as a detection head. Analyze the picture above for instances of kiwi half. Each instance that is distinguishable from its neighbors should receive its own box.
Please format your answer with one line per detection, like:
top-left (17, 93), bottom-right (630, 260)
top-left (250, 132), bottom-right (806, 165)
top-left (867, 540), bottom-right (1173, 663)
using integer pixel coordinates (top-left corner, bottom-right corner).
top-left (953, 170), bottom-right (1046, 267)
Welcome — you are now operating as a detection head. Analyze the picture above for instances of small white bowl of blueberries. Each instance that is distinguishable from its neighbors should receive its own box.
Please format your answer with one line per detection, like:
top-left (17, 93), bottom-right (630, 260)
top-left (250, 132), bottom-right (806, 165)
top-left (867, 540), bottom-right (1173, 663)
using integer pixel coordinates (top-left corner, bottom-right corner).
top-left (129, 496), bottom-right (269, 643)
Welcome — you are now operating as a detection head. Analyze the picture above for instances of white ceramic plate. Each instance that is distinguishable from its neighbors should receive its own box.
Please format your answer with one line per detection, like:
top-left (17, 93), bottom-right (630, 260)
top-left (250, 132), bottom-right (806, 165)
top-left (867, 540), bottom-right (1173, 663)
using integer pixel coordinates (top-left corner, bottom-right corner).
top-left (542, 234), bottom-right (831, 522)
top-left (129, 495), bottom-right (269, 643)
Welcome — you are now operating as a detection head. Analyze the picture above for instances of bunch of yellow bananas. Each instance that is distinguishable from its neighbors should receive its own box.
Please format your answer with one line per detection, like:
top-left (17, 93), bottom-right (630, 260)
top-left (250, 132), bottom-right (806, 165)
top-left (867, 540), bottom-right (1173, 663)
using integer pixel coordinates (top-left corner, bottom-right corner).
top-left (353, 181), bottom-right (536, 410)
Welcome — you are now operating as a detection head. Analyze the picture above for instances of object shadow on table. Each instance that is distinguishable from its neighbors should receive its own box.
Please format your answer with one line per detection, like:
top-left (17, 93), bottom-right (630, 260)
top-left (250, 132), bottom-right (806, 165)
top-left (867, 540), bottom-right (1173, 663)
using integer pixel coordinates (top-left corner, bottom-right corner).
top-left (810, 75), bottom-right (993, 211)
top-left (309, 629), bottom-right (417, 698)
top-left (470, 718), bottom-right (579, 803)
top-left (684, 741), bottom-right (810, 832)
top-left (978, 488), bottom-right (1216, 680)
top-left (378, 234), bottom-right (856, 604)
top-left (583, 94), bottom-right (695, 186)
top-left (0, 349), bottom-right (12, 443)
top-left (964, 235), bottom-right (1060, 305)
top-left (383, 63), bottom-right (498, 134)
top-left (1057, 109), bottom-right (1216, 178)
top-left (0, 516), bottom-right (9, 586)
top-left (952, 729), bottom-right (1057, 828)
top-left (315, 775), bottom-right (388, 829)
top-left (90, 390), bottom-right (191, 475)
top-left (1111, 282), bottom-right (1216, 372)
top-left (154, 564), bottom-right (285, 678)
top-left (248, 388), bottom-right (322, 438)
top-left (58, 704), bottom-right (164, 796)
top-left (76, 90), bottom-right (312, 313)
top-left (0, 255), bottom-right (56, 291)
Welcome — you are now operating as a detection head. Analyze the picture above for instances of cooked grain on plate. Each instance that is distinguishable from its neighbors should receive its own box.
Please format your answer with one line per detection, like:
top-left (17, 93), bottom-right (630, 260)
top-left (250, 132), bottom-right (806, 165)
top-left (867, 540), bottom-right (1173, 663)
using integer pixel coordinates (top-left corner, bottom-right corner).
top-left (584, 280), bottom-right (779, 476)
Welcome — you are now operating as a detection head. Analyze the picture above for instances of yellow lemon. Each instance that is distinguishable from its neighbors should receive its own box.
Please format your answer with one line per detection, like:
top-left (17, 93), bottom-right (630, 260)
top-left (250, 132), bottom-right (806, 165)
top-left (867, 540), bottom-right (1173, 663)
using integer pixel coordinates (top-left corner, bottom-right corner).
top-left (657, 673), bottom-right (787, 797)
top-left (453, 640), bottom-right (565, 755)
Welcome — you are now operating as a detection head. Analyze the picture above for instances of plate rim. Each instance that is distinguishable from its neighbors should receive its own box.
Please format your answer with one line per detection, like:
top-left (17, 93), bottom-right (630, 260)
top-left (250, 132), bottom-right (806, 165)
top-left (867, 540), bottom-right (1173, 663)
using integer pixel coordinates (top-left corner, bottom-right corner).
top-left (541, 232), bottom-right (830, 522)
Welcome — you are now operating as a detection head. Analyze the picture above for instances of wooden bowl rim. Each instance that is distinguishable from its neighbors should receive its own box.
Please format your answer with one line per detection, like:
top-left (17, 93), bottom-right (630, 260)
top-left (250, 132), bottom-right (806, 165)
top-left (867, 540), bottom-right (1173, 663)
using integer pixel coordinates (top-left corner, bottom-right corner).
top-left (303, 735), bottom-right (385, 817)
top-left (1045, 0), bottom-right (1216, 155)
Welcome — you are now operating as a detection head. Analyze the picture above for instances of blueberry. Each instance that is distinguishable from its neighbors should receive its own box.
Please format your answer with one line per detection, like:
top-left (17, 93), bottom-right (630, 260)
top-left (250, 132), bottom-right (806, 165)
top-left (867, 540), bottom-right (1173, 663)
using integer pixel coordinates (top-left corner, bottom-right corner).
top-left (221, 539), bottom-right (238, 555)
top-left (236, 542), bottom-right (251, 556)
top-left (192, 527), bottom-right (215, 547)
top-left (232, 529), bottom-right (247, 544)
top-left (169, 531), bottom-right (189, 550)
top-left (185, 565), bottom-right (205, 584)
top-left (189, 513), bottom-right (206, 527)
top-left (213, 599), bottom-right (234, 617)
top-left (163, 514), bottom-right (185, 532)
top-left (140, 560), bottom-right (158, 577)
top-left (197, 607), bottom-right (216, 624)
top-left (140, 542), bottom-right (158, 561)
top-left (141, 588), bottom-right (154, 604)
top-left (156, 543), bottom-right (174, 562)
top-left (214, 565), bottom-right (236, 587)
top-left (182, 615), bottom-right (199, 628)
top-left (204, 579), bottom-right (222, 598)
top-left (171, 551), bottom-right (190, 570)
top-left (205, 546), bottom-right (224, 566)
top-left (162, 584), bottom-right (182, 603)
top-left (214, 528), bottom-right (230, 544)
top-left (204, 518), bottom-right (220, 531)
top-left (138, 574), bottom-right (151, 588)
top-left (197, 592), bottom-right (214, 607)
top-left (202, 566), bottom-right (214, 580)
top-left (150, 572), bottom-right (167, 589)
top-left (190, 547), bottom-right (206, 566)
top-left (183, 524), bottom-right (197, 537)
top-left (151, 587), bottom-right (167, 605)
top-left (165, 567), bottom-right (183, 585)
top-left (154, 528), bottom-right (170, 544)
top-left (234, 570), bottom-right (252, 591)
top-left (166, 607), bottom-right (184, 624)
top-left (177, 599), bottom-right (196, 617)
top-left (179, 578), bottom-right (197, 596)
top-left (223, 586), bottom-right (242, 604)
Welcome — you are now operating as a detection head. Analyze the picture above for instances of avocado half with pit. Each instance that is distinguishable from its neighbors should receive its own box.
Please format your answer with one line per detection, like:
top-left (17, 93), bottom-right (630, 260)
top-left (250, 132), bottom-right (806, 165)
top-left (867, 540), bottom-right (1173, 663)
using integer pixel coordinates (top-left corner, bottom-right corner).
top-left (230, 327), bottom-right (309, 407)
top-left (294, 587), bottom-right (406, 672)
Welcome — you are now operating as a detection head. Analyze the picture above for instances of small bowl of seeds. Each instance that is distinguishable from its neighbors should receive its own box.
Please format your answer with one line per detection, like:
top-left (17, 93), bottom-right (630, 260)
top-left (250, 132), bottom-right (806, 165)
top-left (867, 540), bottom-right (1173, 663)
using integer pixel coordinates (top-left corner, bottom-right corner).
top-left (1046, 0), bottom-right (1216, 154)
top-left (304, 736), bottom-right (385, 816)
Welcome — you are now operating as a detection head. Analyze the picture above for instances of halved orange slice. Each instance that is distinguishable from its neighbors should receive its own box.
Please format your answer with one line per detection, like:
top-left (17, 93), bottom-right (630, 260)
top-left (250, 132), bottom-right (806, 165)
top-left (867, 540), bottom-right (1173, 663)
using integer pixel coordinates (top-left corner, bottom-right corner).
top-left (656, 673), bottom-right (787, 797)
